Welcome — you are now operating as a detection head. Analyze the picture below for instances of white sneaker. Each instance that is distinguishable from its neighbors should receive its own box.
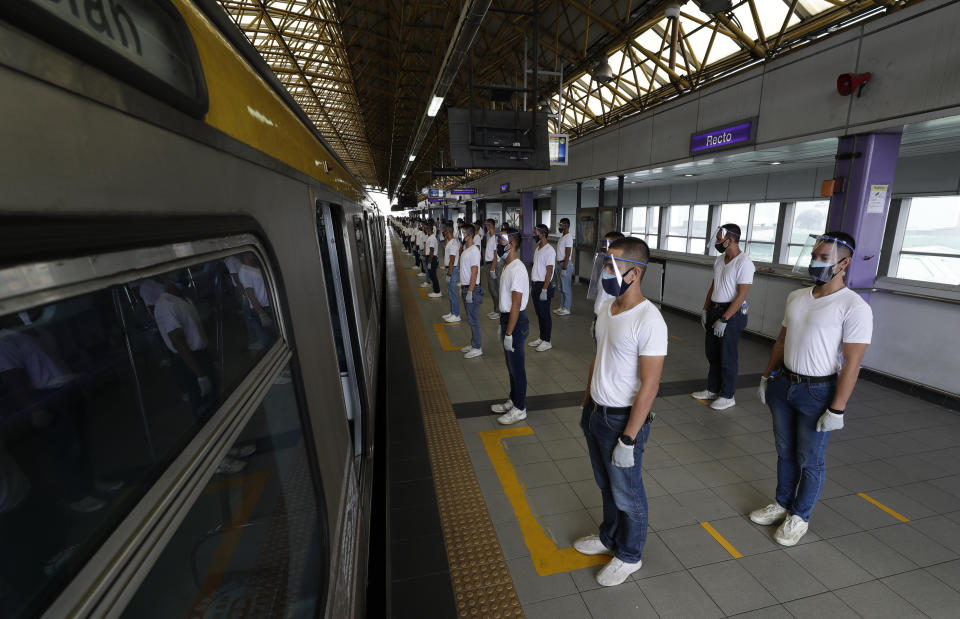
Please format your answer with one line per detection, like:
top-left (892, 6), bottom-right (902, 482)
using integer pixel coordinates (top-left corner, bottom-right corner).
top-left (420, 282), bottom-right (431, 288)
top-left (93, 479), bottom-right (124, 493)
top-left (487, 311), bottom-right (500, 320)
top-left (497, 407), bottom-right (527, 425)
top-left (491, 399), bottom-right (513, 413)
top-left (215, 457), bottom-right (247, 475)
top-left (417, 272), bottom-right (426, 278)
top-left (461, 345), bottom-right (474, 352)
top-left (441, 313), bottom-right (452, 320)
top-left (552, 308), bottom-right (562, 315)
top-left (750, 503), bottom-right (788, 525)
top-left (691, 389), bottom-right (718, 400)
top-left (443, 315), bottom-right (461, 323)
top-left (69, 495), bottom-right (106, 513)
top-left (528, 338), bottom-right (543, 348)
top-left (536, 341), bottom-right (553, 352)
top-left (427, 292), bottom-right (441, 298)
top-left (464, 348), bottom-right (483, 359)
top-left (710, 397), bottom-right (736, 411)
top-left (573, 535), bottom-right (613, 556)
top-left (228, 445), bottom-right (256, 459)
top-left (561, 308), bottom-right (571, 315)
top-left (774, 514), bottom-right (809, 546)
top-left (596, 557), bottom-right (642, 586)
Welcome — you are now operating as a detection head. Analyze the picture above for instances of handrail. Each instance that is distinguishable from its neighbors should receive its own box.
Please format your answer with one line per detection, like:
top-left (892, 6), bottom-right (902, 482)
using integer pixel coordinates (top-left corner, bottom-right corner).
top-left (852, 288), bottom-right (960, 306)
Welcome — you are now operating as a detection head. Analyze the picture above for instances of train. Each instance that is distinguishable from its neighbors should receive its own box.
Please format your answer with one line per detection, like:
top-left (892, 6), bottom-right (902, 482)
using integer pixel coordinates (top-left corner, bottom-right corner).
top-left (0, 1), bottom-right (384, 617)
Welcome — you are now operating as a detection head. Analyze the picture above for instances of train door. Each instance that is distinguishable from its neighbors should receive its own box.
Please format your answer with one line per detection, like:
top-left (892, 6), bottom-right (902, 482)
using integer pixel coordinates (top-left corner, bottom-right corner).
top-left (316, 201), bottom-right (366, 467)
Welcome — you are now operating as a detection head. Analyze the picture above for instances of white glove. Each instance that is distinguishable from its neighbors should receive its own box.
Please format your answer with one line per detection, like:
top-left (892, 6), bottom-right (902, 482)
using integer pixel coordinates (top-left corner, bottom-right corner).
top-left (700, 310), bottom-right (708, 330)
top-left (503, 334), bottom-right (514, 352)
top-left (490, 269), bottom-right (497, 280)
top-left (758, 376), bottom-right (769, 405)
top-left (816, 410), bottom-right (844, 432)
top-left (465, 290), bottom-right (474, 304)
top-left (539, 289), bottom-right (548, 302)
top-left (712, 319), bottom-right (727, 338)
top-left (611, 437), bottom-right (635, 468)
top-left (198, 376), bottom-right (213, 398)
top-left (259, 313), bottom-right (273, 328)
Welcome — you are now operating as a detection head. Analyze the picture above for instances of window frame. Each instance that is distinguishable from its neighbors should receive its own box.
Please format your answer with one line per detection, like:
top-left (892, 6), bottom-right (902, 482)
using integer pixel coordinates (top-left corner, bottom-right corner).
top-left (884, 195), bottom-right (960, 287)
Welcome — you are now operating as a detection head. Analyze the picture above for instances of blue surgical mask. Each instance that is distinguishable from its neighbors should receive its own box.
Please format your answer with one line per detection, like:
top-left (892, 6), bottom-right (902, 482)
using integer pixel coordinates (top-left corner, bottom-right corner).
top-left (807, 260), bottom-right (837, 285)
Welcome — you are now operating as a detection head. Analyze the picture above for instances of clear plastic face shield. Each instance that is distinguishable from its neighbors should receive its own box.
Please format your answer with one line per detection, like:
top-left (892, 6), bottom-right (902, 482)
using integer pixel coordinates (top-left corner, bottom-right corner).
top-left (792, 234), bottom-right (855, 285)
top-left (598, 253), bottom-right (648, 298)
top-left (714, 226), bottom-right (740, 253)
top-left (587, 238), bottom-right (619, 299)
top-left (495, 231), bottom-right (519, 256)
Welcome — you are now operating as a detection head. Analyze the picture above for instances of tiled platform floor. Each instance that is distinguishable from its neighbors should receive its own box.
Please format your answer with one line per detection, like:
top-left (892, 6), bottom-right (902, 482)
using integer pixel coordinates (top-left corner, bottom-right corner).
top-left (396, 245), bottom-right (960, 619)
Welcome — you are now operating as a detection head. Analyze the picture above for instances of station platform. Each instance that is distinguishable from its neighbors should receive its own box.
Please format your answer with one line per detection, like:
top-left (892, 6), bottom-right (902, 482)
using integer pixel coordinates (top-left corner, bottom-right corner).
top-left (383, 233), bottom-right (960, 619)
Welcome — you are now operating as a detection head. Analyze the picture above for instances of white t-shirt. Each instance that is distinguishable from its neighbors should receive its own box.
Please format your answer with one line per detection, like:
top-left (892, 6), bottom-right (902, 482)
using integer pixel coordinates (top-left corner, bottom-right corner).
top-left (556, 233), bottom-right (574, 266)
top-left (416, 231), bottom-right (425, 250)
top-left (444, 238), bottom-right (461, 267)
top-left (711, 252), bottom-right (755, 303)
top-left (460, 245), bottom-right (481, 286)
top-left (224, 255), bottom-right (243, 276)
top-left (425, 235), bottom-right (439, 258)
top-left (532, 243), bottom-right (557, 282)
top-left (590, 299), bottom-right (669, 408)
top-left (593, 290), bottom-right (614, 316)
top-left (499, 258), bottom-right (530, 312)
top-left (238, 264), bottom-right (270, 308)
top-left (782, 287), bottom-right (873, 377)
top-left (138, 279), bottom-right (164, 307)
top-left (153, 292), bottom-right (208, 353)
top-left (484, 230), bottom-right (497, 262)
top-left (0, 328), bottom-right (69, 390)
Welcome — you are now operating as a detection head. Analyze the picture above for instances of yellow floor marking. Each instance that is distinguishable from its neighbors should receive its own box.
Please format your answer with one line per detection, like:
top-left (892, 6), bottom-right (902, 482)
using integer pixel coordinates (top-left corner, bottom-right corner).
top-left (669, 335), bottom-right (683, 342)
top-left (433, 322), bottom-right (464, 351)
top-left (858, 492), bottom-right (910, 522)
top-left (417, 286), bottom-right (428, 299)
top-left (700, 521), bottom-right (743, 559)
top-left (480, 427), bottom-right (608, 576)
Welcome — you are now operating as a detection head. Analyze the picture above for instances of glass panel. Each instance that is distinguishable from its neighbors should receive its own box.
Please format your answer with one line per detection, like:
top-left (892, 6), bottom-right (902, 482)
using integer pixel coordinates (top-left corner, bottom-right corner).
top-left (631, 207), bottom-right (647, 234)
top-left (688, 236), bottom-right (707, 255)
top-left (352, 215), bottom-right (373, 307)
top-left (645, 234), bottom-right (658, 250)
top-left (751, 202), bottom-right (780, 242)
top-left (665, 236), bottom-right (687, 252)
top-left (0, 251), bottom-right (276, 618)
top-left (787, 244), bottom-right (805, 265)
top-left (901, 196), bottom-right (960, 256)
top-left (667, 205), bottom-right (690, 236)
top-left (120, 363), bottom-right (327, 618)
top-left (648, 207), bottom-right (660, 235)
top-left (691, 204), bottom-right (709, 238)
top-left (540, 210), bottom-right (551, 230)
top-left (747, 242), bottom-right (775, 263)
top-left (791, 200), bottom-right (829, 244)
top-left (896, 255), bottom-right (960, 286)
top-left (719, 203), bottom-right (750, 235)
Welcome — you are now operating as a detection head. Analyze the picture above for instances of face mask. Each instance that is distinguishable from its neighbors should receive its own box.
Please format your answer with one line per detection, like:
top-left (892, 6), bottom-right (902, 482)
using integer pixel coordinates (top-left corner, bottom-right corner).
top-left (808, 260), bottom-right (838, 285)
top-left (714, 240), bottom-right (728, 253)
top-left (600, 268), bottom-right (635, 297)
top-left (496, 243), bottom-right (508, 258)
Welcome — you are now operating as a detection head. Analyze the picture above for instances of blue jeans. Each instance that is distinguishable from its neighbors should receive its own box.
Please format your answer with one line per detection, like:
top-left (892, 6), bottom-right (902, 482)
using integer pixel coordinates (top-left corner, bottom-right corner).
top-left (462, 285), bottom-right (483, 349)
top-left (768, 374), bottom-right (837, 521)
top-left (705, 304), bottom-right (747, 398)
top-left (557, 264), bottom-right (573, 310)
top-left (447, 266), bottom-right (460, 317)
top-left (531, 280), bottom-right (555, 342)
top-left (581, 401), bottom-right (651, 563)
top-left (499, 312), bottom-right (529, 409)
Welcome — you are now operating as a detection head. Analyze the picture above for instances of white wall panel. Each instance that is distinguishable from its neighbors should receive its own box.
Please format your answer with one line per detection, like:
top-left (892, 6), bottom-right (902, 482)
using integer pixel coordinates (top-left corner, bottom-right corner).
top-left (767, 168), bottom-right (818, 199)
top-left (593, 133), bottom-right (620, 177)
top-left (662, 262), bottom-right (714, 311)
top-left (618, 116), bottom-right (653, 169)
top-left (892, 152), bottom-right (960, 196)
top-left (651, 102), bottom-right (699, 163)
top-left (697, 178), bottom-right (729, 203)
top-left (698, 76), bottom-right (763, 131)
top-left (649, 184), bottom-right (671, 203)
top-left (728, 174), bottom-right (768, 201)
top-left (671, 183), bottom-right (698, 204)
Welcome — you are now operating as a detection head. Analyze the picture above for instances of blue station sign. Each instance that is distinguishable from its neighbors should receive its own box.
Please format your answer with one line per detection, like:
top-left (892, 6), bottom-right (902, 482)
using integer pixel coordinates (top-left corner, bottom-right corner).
top-left (690, 119), bottom-right (757, 155)
top-left (451, 188), bottom-right (476, 195)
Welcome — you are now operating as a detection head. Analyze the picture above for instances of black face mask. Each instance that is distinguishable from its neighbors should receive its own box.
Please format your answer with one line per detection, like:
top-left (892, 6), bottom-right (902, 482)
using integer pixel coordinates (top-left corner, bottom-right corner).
top-left (714, 241), bottom-right (728, 253)
top-left (496, 244), bottom-right (507, 258)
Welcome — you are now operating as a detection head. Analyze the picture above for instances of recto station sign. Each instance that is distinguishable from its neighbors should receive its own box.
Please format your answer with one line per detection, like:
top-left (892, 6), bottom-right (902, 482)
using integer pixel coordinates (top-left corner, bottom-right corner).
top-left (451, 188), bottom-right (476, 195)
top-left (690, 119), bottom-right (757, 155)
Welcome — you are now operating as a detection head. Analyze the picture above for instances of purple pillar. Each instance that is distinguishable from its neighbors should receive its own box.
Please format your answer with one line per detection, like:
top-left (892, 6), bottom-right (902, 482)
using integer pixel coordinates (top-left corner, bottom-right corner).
top-left (521, 191), bottom-right (534, 265)
top-left (827, 131), bottom-right (902, 293)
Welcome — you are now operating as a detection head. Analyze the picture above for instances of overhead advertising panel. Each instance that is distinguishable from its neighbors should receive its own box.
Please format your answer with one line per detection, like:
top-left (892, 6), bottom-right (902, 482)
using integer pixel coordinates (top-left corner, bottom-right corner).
top-left (690, 119), bottom-right (757, 155)
top-left (427, 188), bottom-right (445, 198)
top-left (451, 188), bottom-right (476, 195)
top-left (432, 168), bottom-right (466, 177)
top-left (549, 133), bottom-right (569, 166)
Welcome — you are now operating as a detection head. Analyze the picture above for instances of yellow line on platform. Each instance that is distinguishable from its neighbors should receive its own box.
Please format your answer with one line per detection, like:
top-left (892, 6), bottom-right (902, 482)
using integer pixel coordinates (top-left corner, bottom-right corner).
top-left (481, 427), bottom-right (608, 576)
top-left (433, 323), bottom-right (464, 351)
top-left (858, 492), bottom-right (910, 522)
top-left (669, 335), bottom-right (683, 342)
top-left (701, 521), bottom-right (743, 559)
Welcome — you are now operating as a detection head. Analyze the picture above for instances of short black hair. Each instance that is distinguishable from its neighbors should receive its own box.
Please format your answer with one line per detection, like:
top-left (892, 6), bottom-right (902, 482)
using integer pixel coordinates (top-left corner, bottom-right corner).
top-left (609, 236), bottom-right (650, 265)
top-left (821, 231), bottom-right (856, 258)
top-left (604, 231), bottom-right (625, 241)
top-left (462, 223), bottom-right (475, 236)
top-left (560, 218), bottom-right (570, 225)
top-left (535, 223), bottom-right (549, 234)
top-left (720, 223), bottom-right (741, 239)
top-left (485, 218), bottom-right (496, 225)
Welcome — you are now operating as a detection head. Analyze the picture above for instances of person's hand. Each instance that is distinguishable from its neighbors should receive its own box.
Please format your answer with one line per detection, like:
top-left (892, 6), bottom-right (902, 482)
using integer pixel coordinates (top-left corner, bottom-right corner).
top-left (490, 269), bottom-right (497, 280)
top-left (539, 289), bottom-right (548, 302)
top-left (465, 291), bottom-right (474, 304)
top-left (502, 334), bottom-right (514, 352)
top-left (758, 376), bottom-right (769, 405)
top-left (611, 438), bottom-right (635, 468)
top-left (259, 313), bottom-right (273, 328)
top-left (198, 376), bottom-right (213, 398)
top-left (712, 319), bottom-right (727, 338)
top-left (700, 310), bottom-right (708, 330)
top-left (817, 410), bottom-right (844, 432)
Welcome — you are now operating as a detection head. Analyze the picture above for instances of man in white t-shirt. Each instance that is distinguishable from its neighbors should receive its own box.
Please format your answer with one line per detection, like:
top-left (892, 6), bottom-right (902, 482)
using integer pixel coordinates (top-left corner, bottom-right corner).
top-left (529, 224), bottom-right (556, 352)
top-left (572, 237), bottom-right (667, 586)
top-left (459, 224), bottom-right (484, 358)
top-left (750, 232), bottom-right (873, 547)
top-left (441, 222), bottom-right (462, 323)
top-left (484, 219), bottom-right (502, 321)
top-left (553, 218), bottom-right (575, 316)
top-left (423, 222), bottom-right (441, 297)
top-left (590, 231), bottom-right (624, 342)
top-left (415, 224), bottom-right (427, 277)
top-left (238, 254), bottom-right (276, 349)
top-left (489, 228), bottom-right (531, 425)
top-left (692, 224), bottom-right (755, 411)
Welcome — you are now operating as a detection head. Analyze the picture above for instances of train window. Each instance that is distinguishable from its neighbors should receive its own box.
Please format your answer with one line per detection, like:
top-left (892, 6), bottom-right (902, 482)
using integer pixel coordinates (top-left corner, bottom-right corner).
top-left (0, 250), bottom-right (277, 618)
top-left (353, 215), bottom-right (374, 306)
top-left (119, 362), bottom-right (328, 618)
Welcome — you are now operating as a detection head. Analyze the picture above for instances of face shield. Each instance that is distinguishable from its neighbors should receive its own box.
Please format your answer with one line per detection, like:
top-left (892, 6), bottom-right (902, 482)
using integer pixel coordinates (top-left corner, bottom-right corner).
top-left (792, 234), bottom-right (855, 285)
top-left (495, 231), bottom-right (519, 257)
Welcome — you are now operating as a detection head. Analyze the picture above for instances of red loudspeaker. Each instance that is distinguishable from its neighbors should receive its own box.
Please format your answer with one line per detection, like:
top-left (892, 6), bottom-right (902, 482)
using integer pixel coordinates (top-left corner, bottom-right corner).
top-left (837, 73), bottom-right (872, 97)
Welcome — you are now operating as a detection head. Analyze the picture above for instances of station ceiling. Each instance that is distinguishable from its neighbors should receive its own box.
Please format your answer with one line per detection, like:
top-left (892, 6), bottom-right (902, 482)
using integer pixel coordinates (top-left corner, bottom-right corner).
top-left (215, 0), bottom-right (918, 194)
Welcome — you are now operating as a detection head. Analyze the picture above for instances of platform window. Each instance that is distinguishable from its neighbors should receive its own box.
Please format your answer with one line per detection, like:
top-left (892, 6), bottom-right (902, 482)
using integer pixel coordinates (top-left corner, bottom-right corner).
top-left (353, 215), bottom-right (374, 309)
top-left (785, 200), bottom-right (829, 265)
top-left (690, 204), bottom-right (709, 254)
top-left (745, 202), bottom-right (779, 263)
top-left (894, 196), bottom-right (960, 285)
top-left (627, 206), bottom-right (659, 249)
top-left (665, 205), bottom-right (690, 252)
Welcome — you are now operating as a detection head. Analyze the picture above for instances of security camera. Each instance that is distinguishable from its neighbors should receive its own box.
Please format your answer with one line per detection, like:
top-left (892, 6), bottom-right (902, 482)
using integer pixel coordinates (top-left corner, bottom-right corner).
top-left (837, 73), bottom-right (871, 97)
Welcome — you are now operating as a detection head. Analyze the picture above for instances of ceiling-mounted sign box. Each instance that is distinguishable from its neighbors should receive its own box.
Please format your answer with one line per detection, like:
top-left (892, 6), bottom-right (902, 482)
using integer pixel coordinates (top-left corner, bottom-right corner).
top-left (690, 118), bottom-right (757, 155)
top-left (427, 188), bottom-right (445, 198)
top-left (499, 183), bottom-right (510, 193)
top-left (432, 168), bottom-right (466, 177)
top-left (549, 133), bottom-right (568, 166)
top-left (427, 198), bottom-right (443, 203)
top-left (451, 188), bottom-right (476, 195)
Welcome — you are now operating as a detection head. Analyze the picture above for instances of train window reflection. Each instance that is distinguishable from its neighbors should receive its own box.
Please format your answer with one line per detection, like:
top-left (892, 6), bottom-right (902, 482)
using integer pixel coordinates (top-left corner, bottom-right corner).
top-left (0, 250), bottom-right (278, 618)
top-left (120, 363), bottom-right (327, 618)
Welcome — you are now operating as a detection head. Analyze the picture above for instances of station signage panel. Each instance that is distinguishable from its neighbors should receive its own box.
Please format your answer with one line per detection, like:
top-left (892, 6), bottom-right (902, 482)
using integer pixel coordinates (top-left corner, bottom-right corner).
top-left (549, 133), bottom-right (569, 166)
top-left (427, 188), bottom-right (445, 198)
top-left (427, 198), bottom-right (443, 203)
top-left (499, 183), bottom-right (510, 193)
top-left (451, 188), bottom-right (476, 195)
top-left (690, 119), bottom-right (757, 155)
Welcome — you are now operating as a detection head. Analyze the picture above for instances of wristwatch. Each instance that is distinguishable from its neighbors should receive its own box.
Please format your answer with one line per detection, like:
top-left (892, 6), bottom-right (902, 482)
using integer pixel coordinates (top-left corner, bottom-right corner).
top-left (619, 433), bottom-right (636, 446)
top-left (720, 317), bottom-right (728, 323)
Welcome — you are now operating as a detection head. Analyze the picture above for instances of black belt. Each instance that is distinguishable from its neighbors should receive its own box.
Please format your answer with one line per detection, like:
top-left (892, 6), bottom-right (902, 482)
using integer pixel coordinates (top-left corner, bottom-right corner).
top-left (709, 301), bottom-right (731, 309)
top-left (591, 402), bottom-right (655, 424)
top-left (780, 367), bottom-right (837, 384)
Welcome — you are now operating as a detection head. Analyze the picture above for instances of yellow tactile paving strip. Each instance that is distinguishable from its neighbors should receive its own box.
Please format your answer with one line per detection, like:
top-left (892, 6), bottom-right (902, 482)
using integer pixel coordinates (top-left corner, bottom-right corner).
top-left (391, 238), bottom-right (523, 618)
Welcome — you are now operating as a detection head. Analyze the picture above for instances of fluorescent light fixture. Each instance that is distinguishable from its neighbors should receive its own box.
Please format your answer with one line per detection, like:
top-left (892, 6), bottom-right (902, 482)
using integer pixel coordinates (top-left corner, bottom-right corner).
top-left (770, 161), bottom-right (782, 165)
top-left (683, 173), bottom-right (695, 177)
top-left (409, 154), bottom-right (416, 162)
top-left (427, 95), bottom-right (444, 117)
